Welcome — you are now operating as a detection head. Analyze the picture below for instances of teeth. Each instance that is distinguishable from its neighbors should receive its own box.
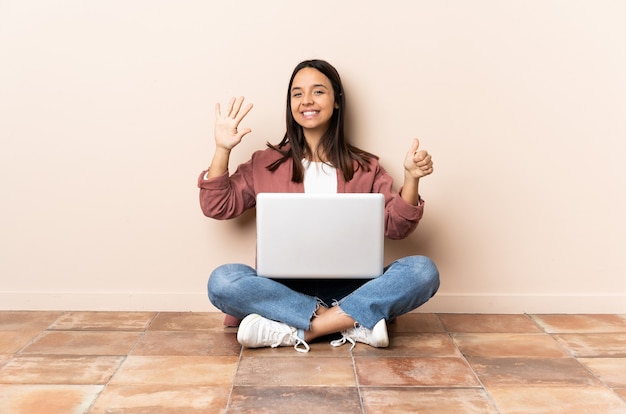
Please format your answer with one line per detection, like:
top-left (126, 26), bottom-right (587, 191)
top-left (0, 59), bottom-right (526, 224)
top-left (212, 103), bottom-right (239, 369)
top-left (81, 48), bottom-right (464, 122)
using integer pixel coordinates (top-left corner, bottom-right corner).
top-left (303, 111), bottom-right (317, 116)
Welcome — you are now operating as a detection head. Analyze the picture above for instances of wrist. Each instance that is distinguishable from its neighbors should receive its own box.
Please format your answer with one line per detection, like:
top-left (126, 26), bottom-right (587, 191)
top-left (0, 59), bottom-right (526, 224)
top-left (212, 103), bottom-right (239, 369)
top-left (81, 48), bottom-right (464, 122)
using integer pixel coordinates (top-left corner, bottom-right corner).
top-left (403, 170), bottom-right (420, 183)
top-left (214, 146), bottom-right (232, 156)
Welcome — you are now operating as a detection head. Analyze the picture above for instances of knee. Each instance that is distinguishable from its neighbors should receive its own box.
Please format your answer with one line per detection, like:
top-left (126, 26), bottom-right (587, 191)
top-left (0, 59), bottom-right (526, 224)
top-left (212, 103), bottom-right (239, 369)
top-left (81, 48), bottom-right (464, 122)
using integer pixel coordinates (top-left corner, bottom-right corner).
top-left (407, 255), bottom-right (440, 293)
top-left (207, 263), bottom-right (252, 303)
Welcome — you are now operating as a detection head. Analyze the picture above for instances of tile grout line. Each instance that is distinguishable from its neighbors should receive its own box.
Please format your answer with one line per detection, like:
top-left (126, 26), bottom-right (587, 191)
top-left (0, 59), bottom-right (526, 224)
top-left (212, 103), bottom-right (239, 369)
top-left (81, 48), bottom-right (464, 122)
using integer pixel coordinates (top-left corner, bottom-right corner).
top-left (223, 336), bottom-right (244, 414)
top-left (528, 313), bottom-right (626, 398)
top-left (85, 311), bottom-right (160, 413)
top-left (11, 311), bottom-right (69, 357)
top-left (350, 347), bottom-right (366, 414)
top-left (545, 336), bottom-right (626, 402)
top-left (436, 313), bottom-right (504, 414)
top-left (0, 312), bottom-right (69, 385)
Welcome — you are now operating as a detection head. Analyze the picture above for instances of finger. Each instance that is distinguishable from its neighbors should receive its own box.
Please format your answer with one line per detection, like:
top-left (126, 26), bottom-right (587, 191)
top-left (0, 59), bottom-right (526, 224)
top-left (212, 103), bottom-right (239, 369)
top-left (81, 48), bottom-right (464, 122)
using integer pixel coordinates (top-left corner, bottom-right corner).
top-left (234, 103), bottom-right (253, 124)
top-left (409, 138), bottom-right (420, 155)
top-left (413, 150), bottom-right (430, 163)
top-left (238, 127), bottom-right (252, 138)
top-left (419, 159), bottom-right (433, 170)
top-left (230, 96), bottom-right (245, 118)
top-left (226, 97), bottom-right (236, 117)
top-left (416, 160), bottom-right (432, 173)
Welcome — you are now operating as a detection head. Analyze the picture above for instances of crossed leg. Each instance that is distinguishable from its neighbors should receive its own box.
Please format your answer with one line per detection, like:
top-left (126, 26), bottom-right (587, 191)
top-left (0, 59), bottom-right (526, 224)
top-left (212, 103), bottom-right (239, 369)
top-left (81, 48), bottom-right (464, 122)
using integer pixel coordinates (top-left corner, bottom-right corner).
top-left (303, 305), bottom-right (355, 342)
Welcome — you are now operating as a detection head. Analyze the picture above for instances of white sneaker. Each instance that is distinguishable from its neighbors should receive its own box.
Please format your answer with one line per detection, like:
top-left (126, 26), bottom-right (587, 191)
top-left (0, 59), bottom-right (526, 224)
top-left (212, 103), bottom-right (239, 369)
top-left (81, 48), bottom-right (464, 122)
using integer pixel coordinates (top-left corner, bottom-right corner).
top-left (330, 319), bottom-right (389, 349)
top-left (237, 314), bottom-right (310, 353)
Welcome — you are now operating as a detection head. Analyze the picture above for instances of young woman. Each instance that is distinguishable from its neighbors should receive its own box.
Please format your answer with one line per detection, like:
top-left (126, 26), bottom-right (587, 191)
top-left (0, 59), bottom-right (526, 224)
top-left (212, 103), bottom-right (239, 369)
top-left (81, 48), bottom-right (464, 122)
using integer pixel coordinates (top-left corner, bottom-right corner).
top-left (198, 59), bottom-right (439, 353)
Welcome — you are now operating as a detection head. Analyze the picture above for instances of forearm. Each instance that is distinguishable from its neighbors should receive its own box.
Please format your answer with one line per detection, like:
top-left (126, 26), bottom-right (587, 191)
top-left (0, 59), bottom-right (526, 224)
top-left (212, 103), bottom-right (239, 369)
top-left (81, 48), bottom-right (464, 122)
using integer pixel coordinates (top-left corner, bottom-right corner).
top-left (400, 172), bottom-right (421, 205)
top-left (206, 147), bottom-right (232, 179)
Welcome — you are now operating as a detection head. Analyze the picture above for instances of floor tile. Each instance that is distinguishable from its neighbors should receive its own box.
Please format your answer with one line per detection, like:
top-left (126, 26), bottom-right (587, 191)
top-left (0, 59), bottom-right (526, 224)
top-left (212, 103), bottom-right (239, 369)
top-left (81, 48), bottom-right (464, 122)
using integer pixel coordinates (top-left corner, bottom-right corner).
top-left (487, 386), bottom-right (626, 413)
top-left (20, 331), bottom-right (142, 356)
top-left (149, 312), bottom-right (226, 332)
top-left (356, 357), bottom-right (479, 387)
top-left (531, 314), bottom-right (626, 333)
top-left (578, 358), bottom-right (626, 387)
top-left (89, 384), bottom-right (231, 413)
top-left (132, 330), bottom-right (241, 356)
top-left (361, 387), bottom-right (499, 414)
top-left (468, 357), bottom-right (601, 387)
top-left (0, 384), bottom-right (103, 414)
top-left (0, 355), bottom-right (123, 384)
top-left (453, 333), bottom-right (569, 358)
top-left (0, 331), bottom-right (41, 354)
top-left (235, 356), bottom-right (356, 387)
top-left (553, 333), bottom-right (626, 357)
top-left (49, 311), bottom-right (155, 331)
top-left (0, 311), bottom-right (62, 331)
top-left (110, 355), bottom-right (238, 386)
top-left (353, 333), bottom-right (460, 357)
top-left (388, 313), bottom-right (445, 333)
top-left (228, 386), bottom-right (361, 413)
top-left (438, 314), bottom-right (543, 333)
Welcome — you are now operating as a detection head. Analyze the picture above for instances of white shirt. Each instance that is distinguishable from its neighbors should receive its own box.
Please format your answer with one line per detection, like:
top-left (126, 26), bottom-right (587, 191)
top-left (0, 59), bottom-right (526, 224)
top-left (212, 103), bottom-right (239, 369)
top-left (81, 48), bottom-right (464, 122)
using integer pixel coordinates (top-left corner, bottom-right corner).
top-left (302, 159), bottom-right (337, 193)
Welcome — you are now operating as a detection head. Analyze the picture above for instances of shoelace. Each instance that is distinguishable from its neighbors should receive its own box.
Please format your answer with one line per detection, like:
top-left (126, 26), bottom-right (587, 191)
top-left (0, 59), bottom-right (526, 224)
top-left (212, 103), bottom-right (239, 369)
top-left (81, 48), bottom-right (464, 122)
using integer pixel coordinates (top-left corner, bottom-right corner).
top-left (330, 323), bottom-right (371, 350)
top-left (293, 336), bottom-right (311, 353)
top-left (268, 328), bottom-right (310, 353)
top-left (330, 333), bottom-right (357, 350)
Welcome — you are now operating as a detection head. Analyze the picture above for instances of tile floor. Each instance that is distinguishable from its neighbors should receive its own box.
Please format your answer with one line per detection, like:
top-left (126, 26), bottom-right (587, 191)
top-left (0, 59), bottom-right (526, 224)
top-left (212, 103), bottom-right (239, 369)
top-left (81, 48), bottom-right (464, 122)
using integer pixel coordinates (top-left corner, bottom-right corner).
top-left (1, 312), bottom-right (626, 413)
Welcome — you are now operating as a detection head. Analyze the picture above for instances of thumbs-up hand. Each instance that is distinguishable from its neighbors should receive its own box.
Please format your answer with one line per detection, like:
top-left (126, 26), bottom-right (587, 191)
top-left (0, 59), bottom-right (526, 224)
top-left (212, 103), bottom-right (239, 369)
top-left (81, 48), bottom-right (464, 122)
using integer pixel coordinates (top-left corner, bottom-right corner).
top-left (404, 138), bottom-right (434, 180)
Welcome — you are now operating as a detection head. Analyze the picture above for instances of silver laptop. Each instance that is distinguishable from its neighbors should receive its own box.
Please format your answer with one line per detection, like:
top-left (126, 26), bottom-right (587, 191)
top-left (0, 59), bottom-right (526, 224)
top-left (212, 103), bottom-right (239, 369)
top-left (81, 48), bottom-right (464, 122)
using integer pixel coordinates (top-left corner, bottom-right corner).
top-left (255, 193), bottom-right (385, 278)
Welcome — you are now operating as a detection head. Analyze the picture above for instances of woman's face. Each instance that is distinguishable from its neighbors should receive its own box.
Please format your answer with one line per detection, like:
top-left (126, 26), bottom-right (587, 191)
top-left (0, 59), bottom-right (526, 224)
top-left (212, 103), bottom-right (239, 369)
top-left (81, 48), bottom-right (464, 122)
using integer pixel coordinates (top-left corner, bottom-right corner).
top-left (290, 67), bottom-right (338, 136)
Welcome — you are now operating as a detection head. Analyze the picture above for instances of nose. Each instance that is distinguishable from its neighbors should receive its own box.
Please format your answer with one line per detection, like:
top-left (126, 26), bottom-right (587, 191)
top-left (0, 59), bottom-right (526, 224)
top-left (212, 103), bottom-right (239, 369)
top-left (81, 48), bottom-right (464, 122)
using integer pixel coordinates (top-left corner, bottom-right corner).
top-left (302, 91), bottom-right (314, 105)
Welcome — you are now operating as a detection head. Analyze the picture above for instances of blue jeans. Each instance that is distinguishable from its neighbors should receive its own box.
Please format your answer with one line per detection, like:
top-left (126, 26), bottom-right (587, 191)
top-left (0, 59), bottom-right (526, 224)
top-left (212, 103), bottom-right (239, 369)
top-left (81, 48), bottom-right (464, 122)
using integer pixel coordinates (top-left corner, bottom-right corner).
top-left (207, 255), bottom-right (439, 330)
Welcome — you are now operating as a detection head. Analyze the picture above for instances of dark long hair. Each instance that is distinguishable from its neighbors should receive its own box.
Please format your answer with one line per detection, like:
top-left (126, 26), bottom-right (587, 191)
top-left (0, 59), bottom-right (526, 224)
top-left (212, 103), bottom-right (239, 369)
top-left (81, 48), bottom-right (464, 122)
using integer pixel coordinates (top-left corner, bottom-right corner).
top-left (266, 59), bottom-right (376, 182)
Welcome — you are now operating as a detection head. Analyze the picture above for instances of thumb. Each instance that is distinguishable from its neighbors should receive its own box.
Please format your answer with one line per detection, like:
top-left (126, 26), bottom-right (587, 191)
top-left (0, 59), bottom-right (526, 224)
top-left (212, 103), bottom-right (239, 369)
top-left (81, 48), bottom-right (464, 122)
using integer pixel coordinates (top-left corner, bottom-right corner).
top-left (238, 128), bottom-right (252, 138)
top-left (409, 138), bottom-right (420, 154)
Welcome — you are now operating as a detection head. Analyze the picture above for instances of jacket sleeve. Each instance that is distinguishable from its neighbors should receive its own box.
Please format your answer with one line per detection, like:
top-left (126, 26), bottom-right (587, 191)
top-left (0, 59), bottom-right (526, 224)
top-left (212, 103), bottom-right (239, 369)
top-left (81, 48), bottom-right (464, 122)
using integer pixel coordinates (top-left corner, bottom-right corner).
top-left (371, 163), bottom-right (424, 240)
top-left (197, 155), bottom-right (257, 220)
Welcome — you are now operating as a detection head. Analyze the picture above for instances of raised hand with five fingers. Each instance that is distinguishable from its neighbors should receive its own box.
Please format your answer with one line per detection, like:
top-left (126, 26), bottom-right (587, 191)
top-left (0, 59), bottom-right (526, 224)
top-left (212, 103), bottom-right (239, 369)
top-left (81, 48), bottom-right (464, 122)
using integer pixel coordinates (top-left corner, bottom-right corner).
top-left (206, 96), bottom-right (253, 179)
top-left (214, 96), bottom-right (254, 151)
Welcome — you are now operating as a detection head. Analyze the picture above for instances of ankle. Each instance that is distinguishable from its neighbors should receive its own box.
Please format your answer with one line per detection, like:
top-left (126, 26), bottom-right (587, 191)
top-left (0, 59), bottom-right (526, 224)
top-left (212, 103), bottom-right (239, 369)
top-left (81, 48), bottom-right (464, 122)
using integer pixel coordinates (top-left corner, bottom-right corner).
top-left (304, 310), bottom-right (356, 342)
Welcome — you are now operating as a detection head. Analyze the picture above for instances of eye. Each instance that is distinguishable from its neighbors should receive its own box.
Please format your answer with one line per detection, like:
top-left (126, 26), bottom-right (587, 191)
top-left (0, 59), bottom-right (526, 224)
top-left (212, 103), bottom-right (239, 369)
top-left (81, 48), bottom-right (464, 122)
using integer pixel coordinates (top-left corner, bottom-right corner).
top-left (292, 92), bottom-right (302, 98)
top-left (313, 90), bottom-right (325, 95)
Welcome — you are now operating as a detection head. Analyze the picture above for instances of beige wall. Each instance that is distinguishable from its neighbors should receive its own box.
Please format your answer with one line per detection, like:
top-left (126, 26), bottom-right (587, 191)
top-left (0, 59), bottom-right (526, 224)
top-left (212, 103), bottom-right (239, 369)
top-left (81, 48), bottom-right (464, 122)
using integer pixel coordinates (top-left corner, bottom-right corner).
top-left (1, 1), bottom-right (625, 313)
